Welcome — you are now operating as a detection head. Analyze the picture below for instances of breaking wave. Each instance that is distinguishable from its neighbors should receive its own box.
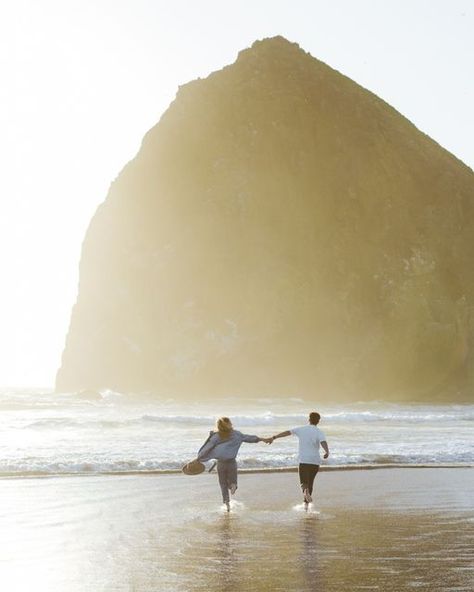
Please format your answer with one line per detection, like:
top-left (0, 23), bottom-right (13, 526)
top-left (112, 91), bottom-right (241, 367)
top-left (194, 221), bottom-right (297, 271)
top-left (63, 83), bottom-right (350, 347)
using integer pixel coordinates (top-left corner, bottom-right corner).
top-left (1, 390), bottom-right (472, 478)
top-left (15, 406), bottom-right (474, 431)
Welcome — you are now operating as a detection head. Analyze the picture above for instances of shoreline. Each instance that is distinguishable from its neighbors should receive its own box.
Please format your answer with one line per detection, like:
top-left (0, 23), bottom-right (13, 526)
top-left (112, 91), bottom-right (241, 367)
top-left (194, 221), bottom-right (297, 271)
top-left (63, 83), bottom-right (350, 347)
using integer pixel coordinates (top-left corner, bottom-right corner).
top-left (1, 462), bottom-right (472, 480)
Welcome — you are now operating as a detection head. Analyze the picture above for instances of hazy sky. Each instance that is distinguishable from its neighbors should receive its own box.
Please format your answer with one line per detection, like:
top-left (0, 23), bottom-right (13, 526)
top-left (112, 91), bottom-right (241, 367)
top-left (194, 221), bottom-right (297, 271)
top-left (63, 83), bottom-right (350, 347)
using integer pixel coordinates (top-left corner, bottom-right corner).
top-left (1, 0), bottom-right (473, 388)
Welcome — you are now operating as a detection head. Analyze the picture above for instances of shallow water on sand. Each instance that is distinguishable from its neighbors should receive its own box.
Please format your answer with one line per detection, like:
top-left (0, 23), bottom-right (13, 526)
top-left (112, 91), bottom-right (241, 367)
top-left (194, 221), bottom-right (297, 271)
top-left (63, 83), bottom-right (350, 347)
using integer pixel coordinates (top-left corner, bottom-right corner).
top-left (0, 469), bottom-right (472, 591)
top-left (178, 510), bottom-right (474, 592)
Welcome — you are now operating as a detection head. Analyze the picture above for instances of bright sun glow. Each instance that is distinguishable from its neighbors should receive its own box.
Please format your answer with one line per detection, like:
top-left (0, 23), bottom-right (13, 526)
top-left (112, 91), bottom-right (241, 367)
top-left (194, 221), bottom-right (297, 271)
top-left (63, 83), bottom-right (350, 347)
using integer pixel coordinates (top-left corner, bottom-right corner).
top-left (1, 0), bottom-right (472, 387)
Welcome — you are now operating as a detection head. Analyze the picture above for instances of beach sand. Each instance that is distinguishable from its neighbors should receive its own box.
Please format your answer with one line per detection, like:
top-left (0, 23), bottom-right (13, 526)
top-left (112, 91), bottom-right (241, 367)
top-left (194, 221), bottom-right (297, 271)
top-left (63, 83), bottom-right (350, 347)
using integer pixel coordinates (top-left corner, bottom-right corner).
top-left (1, 468), bottom-right (473, 591)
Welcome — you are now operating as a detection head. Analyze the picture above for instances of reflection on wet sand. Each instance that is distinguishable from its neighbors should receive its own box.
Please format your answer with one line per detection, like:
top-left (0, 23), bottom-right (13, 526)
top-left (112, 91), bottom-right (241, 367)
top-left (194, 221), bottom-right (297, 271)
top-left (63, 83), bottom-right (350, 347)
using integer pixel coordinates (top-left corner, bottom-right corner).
top-left (0, 470), bottom-right (472, 591)
top-left (217, 515), bottom-right (242, 591)
top-left (177, 507), bottom-right (473, 591)
top-left (196, 513), bottom-right (244, 592)
top-left (299, 514), bottom-right (323, 591)
top-left (321, 510), bottom-right (474, 591)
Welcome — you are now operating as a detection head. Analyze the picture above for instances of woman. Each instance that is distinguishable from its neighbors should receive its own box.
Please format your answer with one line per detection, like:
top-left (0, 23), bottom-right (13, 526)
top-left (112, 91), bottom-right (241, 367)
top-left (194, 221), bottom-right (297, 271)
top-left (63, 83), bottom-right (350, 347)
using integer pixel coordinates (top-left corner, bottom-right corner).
top-left (196, 417), bottom-right (271, 511)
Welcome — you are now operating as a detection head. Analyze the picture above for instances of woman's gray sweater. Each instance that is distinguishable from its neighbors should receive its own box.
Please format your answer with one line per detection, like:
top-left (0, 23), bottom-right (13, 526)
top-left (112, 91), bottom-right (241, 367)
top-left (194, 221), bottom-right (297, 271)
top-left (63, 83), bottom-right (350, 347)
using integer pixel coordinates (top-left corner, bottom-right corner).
top-left (197, 430), bottom-right (260, 461)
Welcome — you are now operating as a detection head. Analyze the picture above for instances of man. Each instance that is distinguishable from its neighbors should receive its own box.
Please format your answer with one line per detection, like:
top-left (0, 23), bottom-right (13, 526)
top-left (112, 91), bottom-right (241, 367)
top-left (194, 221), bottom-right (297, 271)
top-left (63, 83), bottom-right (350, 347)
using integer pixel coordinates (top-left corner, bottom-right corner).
top-left (271, 412), bottom-right (329, 506)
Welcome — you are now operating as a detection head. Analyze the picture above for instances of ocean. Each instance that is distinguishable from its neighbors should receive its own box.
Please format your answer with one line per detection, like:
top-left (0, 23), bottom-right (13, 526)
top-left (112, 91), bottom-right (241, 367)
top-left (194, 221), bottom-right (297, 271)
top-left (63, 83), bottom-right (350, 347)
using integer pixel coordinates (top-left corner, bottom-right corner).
top-left (1, 389), bottom-right (472, 476)
top-left (1, 389), bottom-right (473, 592)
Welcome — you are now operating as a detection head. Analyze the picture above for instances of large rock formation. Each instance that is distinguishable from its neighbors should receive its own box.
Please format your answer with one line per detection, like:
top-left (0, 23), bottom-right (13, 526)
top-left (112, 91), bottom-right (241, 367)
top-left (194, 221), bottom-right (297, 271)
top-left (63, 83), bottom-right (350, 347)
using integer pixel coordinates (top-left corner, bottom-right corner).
top-left (56, 37), bottom-right (474, 401)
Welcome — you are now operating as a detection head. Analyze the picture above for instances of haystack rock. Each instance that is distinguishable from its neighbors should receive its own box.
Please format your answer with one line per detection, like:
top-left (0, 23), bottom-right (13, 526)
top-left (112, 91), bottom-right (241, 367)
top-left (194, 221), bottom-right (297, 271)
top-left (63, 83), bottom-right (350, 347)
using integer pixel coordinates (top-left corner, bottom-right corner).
top-left (56, 37), bottom-right (474, 401)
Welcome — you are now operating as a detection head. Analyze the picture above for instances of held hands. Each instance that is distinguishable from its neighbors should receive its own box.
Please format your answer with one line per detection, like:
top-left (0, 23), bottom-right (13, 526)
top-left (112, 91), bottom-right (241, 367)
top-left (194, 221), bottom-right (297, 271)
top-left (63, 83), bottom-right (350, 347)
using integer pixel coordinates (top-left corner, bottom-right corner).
top-left (261, 436), bottom-right (274, 445)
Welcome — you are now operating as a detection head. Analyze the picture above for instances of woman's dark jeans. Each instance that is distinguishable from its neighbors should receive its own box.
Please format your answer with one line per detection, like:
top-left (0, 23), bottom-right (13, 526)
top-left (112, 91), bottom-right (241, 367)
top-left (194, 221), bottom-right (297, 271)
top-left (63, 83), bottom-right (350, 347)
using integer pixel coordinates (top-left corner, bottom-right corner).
top-left (217, 459), bottom-right (238, 503)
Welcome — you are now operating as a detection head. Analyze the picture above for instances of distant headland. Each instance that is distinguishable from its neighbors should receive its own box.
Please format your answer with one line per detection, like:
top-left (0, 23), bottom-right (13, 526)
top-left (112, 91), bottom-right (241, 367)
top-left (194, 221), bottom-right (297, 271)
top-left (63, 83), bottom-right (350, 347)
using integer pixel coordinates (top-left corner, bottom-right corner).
top-left (56, 36), bottom-right (474, 402)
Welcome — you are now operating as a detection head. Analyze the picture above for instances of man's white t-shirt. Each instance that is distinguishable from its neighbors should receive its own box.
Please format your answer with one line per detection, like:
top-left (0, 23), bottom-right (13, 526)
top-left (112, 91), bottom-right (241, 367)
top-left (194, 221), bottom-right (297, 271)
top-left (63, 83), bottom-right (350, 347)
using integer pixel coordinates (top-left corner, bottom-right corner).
top-left (290, 425), bottom-right (327, 465)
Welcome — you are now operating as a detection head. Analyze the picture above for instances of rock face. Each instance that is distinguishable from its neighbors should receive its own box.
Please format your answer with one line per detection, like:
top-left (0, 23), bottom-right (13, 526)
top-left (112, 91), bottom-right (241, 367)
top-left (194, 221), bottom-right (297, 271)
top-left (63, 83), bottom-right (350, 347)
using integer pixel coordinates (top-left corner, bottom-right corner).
top-left (56, 37), bottom-right (474, 401)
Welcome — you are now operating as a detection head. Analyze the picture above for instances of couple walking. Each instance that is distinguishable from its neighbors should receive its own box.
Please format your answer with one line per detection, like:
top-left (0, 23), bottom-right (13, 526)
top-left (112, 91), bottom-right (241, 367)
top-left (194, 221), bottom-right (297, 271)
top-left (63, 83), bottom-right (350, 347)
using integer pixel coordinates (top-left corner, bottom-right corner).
top-left (195, 412), bottom-right (329, 511)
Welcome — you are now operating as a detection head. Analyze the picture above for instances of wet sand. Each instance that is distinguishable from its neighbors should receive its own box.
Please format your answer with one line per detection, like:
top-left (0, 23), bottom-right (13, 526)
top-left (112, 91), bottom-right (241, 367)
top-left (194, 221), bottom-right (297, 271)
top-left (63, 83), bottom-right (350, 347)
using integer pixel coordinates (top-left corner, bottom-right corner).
top-left (1, 468), bottom-right (473, 591)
